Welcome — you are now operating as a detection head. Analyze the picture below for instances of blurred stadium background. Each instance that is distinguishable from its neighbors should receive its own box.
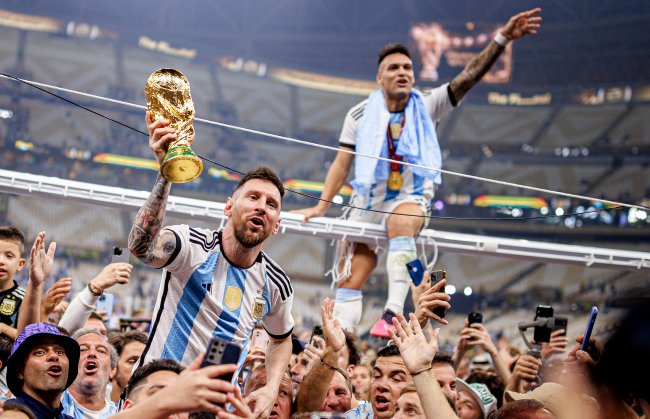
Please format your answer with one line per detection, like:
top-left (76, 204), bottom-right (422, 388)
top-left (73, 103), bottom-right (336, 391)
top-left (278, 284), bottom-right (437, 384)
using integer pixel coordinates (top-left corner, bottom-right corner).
top-left (0, 0), bottom-right (649, 343)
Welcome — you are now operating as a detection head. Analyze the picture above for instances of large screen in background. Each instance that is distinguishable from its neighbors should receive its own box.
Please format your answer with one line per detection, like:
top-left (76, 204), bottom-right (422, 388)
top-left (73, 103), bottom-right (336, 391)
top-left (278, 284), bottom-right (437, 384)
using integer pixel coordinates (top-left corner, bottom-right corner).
top-left (409, 22), bottom-right (513, 84)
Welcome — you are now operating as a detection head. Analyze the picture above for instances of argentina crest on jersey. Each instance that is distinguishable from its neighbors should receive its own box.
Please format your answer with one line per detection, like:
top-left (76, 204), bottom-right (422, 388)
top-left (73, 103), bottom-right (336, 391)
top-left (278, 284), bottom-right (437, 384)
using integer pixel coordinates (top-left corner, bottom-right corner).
top-left (0, 298), bottom-right (16, 316)
top-left (252, 288), bottom-right (267, 319)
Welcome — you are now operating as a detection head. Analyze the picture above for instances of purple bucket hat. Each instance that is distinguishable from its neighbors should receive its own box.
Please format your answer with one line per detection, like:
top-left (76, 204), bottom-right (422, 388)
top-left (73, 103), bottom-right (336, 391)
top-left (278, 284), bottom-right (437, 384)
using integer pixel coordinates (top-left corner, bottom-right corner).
top-left (6, 322), bottom-right (80, 396)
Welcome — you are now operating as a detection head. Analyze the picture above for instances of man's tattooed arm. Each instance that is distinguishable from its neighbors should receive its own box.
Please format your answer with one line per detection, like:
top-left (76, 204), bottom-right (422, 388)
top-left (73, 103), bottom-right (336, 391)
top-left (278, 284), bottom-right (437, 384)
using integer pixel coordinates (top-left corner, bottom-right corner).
top-left (128, 174), bottom-right (176, 268)
top-left (449, 40), bottom-right (504, 103)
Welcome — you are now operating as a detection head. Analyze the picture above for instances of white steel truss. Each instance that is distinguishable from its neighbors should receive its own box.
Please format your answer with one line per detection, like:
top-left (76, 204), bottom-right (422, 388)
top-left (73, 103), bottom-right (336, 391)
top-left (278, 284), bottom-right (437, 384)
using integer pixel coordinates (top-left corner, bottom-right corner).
top-left (0, 169), bottom-right (648, 271)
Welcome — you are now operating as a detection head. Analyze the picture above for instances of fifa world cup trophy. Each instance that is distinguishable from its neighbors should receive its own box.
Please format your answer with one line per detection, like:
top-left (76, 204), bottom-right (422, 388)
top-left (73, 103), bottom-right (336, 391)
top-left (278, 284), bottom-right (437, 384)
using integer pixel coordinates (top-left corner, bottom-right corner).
top-left (145, 68), bottom-right (203, 183)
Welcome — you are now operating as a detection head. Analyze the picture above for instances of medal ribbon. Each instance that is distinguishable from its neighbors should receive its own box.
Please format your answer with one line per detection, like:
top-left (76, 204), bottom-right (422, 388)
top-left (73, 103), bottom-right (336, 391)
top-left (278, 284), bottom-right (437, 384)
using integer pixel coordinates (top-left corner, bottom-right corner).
top-left (386, 114), bottom-right (405, 173)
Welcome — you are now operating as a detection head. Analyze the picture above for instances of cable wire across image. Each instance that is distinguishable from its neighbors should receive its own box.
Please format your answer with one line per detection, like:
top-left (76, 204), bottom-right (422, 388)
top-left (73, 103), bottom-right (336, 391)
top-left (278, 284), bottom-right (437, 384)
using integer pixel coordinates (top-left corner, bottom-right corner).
top-left (1, 72), bottom-right (647, 223)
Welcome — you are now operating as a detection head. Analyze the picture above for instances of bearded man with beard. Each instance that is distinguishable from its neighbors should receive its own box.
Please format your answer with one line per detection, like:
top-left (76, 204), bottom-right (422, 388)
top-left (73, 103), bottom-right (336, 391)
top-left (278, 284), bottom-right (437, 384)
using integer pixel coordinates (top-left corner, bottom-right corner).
top-left (61, 328), bottom-right (118, 418)
top-left (128, 112), bottom-right (294, 419)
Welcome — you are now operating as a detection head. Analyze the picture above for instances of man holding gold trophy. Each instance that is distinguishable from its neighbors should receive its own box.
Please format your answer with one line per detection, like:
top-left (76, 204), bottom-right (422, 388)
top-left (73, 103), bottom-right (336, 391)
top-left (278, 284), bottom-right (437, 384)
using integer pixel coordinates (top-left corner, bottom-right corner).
top-left (128, 69), bottom-right (294, 418)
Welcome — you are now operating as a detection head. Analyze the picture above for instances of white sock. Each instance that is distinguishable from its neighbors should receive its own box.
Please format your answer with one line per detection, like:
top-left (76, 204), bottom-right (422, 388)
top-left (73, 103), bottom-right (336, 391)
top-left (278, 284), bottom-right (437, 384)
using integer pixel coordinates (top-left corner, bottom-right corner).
top-left (385, 236), bottom-right (417, 315)
top-left (334, 288), bottom-right (363, 332)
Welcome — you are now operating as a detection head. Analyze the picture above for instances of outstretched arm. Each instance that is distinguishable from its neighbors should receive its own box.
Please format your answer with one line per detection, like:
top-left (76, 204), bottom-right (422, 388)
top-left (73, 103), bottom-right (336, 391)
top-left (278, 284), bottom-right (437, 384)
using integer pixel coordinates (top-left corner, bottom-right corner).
top-left (296, 299), bottom-right (352, 413)
top-left (450, 8), bottom-right (542, 102)
top-left (390, 313), bottom-right (458, 419)
top-left (128, 112), bottom-right (178, 268)
top-left (291, 147), bottom-right (354, 223)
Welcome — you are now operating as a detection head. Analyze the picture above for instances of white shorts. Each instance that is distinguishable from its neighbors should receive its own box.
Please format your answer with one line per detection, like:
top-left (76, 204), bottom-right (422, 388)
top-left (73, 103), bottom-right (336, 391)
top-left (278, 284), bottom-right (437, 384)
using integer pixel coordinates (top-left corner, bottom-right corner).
top-left (345, 193), bottom-right (432, 241)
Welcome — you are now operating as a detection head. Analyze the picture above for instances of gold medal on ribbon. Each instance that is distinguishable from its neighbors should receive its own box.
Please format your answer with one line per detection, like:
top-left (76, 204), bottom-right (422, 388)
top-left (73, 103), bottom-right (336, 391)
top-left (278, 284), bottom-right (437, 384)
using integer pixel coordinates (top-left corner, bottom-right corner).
top-left (387, 171), bottom-right (404, 191)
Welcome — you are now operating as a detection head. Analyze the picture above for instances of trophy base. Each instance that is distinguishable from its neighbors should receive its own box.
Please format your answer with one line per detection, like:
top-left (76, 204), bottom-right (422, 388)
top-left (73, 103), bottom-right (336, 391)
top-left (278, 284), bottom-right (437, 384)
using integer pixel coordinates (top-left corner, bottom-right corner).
top-left (160, 146), bottom-right (204, 183)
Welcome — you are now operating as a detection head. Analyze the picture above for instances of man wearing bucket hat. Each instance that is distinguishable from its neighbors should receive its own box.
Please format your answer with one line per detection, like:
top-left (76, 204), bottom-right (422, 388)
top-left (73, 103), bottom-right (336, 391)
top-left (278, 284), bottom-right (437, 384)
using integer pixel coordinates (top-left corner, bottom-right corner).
top-left (6, 322), bottom-right (80, 419)
top-left (456, 379), bottom-right (497, 419)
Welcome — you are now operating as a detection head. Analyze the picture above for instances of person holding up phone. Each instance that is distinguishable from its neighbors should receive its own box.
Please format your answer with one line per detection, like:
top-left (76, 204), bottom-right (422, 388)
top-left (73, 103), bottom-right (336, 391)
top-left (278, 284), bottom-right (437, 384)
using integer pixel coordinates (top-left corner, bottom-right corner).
top-left (455, 315), bottom-right (512, 386)
top-left (58, 261), bottom-right (132, 334)
top-left (129, 124), bottom-right (295, 419)
top-left (410, 270), bottom-right (451, 329)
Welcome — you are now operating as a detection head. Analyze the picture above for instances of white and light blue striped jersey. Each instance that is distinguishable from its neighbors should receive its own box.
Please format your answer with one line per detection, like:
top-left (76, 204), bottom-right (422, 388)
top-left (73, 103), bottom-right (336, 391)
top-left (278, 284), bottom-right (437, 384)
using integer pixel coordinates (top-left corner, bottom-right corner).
top-left (138, 225), bottom-right (294, 369)
top-left (339, 83), bottom-right (455, 206)
top-left (61, 391), bottom-right (118, 419)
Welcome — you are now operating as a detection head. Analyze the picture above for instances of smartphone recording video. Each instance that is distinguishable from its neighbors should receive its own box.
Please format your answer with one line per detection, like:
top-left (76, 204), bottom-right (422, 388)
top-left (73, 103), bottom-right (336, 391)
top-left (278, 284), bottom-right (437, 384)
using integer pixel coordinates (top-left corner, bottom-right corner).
top-left (534, 305), bottom-right (554, 343)
top-left (468, 312), bottom-right (483, 325)
top-left (430, 270), bottom-right (447, 319)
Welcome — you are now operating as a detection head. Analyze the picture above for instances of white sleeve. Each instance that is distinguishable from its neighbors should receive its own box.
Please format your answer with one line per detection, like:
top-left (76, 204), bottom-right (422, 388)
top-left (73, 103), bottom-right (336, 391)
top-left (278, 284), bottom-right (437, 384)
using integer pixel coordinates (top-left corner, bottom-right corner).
top-left (161, 225), bottom-right (215, 279)
top-left (338, 100), bottom-right (366, 148)
top-left (421, 83), bottom-right (456, 122)
top-left (263, 292), bottom-right (295, 339)
top-left (58, 286), bottom-right (99, 334)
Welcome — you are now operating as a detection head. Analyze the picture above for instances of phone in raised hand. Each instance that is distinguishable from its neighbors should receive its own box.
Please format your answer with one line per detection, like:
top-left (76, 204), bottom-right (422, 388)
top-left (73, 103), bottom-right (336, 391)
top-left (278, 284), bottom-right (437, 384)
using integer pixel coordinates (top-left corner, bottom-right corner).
top-left (110, 246), bottom-right (129, 264)
top-left (430, 270), bottom-right (447, 319)
top-left (580, 306), bottom-right (598, 351)
top-left (200, 338), bottom-right (242, 383)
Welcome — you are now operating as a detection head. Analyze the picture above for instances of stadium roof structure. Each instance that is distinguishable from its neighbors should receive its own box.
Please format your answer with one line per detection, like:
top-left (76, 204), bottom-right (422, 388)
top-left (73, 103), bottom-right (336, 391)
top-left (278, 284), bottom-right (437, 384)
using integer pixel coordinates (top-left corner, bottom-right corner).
top-left (2, 0), bottom-right (650, 86)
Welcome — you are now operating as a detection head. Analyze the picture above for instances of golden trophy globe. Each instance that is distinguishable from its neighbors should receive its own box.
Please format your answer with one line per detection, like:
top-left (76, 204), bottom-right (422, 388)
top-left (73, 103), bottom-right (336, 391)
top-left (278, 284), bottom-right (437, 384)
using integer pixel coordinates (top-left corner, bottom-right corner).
top-left (145, 68), bottom-right (203, 183)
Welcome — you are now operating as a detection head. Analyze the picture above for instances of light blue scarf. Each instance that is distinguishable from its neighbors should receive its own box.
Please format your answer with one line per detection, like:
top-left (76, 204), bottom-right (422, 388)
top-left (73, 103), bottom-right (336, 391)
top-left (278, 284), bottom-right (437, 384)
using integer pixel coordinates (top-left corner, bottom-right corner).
top-left (351, 89), bottom-right (442, 200)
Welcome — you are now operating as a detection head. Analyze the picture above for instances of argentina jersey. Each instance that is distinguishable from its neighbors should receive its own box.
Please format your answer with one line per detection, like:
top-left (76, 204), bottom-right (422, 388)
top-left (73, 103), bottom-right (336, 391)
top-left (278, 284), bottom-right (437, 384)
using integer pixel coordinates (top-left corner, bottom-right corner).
top-left (138, 225), bottom-right (294, 370)
top-left (364, 111), bottom-right (435, 209)
top-left (61, 391), bottom-right (118, 419)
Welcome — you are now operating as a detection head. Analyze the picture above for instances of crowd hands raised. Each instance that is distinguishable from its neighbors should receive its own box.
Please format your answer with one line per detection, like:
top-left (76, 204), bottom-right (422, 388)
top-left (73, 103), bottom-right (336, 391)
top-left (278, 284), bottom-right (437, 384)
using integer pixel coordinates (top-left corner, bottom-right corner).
top-left (0, 225), bottom-right (647, 418)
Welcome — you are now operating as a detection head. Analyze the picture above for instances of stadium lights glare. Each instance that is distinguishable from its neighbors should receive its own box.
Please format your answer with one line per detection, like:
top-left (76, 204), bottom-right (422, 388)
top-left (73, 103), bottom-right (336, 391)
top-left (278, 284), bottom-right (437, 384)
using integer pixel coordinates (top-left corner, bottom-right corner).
top-left (0, 109), bottom-right (13, 119)
top-left (555, 207), bottom-right (565, 217)
top-left (445, 285), bottom-right (457, 295)
top-left (463, 286), bottom-right (473, 296)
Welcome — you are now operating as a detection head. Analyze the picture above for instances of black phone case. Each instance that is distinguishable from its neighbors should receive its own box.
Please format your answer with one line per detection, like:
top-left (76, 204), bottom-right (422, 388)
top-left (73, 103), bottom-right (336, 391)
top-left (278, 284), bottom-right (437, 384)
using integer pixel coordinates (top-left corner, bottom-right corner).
top-left (200, 338), bottom-right (242, 383)
top-left (430, 270), bottom-right (447, 318)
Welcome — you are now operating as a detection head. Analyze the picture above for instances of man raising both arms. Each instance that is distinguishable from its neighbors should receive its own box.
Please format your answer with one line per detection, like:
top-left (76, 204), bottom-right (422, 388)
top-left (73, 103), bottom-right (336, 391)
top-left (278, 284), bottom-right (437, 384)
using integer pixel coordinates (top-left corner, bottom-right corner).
top-left (128, 112), bottom-right (294, 418)
top-left (293, 8), bottom-right (541, 337)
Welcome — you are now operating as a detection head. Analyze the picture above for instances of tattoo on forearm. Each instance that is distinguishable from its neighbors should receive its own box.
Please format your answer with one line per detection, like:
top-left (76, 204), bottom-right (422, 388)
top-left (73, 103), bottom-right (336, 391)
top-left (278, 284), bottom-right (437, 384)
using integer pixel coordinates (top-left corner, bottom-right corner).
top-left (450, 40), bottom-right (504, 102)
top-left (128, 174), bottom-right (172, 265)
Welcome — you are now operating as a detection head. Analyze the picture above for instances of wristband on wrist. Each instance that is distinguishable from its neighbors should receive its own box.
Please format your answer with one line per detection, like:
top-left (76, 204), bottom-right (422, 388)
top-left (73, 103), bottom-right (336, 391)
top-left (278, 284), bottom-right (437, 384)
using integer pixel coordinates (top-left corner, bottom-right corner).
top-left (320, 358), bottom-right (338, 371)
top-left (88, 283), bottom-right (103, 296)
top-left (494, 32), bottom-right (510, 47)
top-left (411, 365), bottom-right (433, 376)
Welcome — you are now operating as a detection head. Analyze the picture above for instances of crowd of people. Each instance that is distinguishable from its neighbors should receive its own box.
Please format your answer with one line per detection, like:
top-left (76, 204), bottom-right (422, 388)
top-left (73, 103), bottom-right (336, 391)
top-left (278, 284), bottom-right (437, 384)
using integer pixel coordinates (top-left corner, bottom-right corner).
top-left (0, 224), bottom-right (648, 419)
top-left (0, 5), bottom-right (647, 419)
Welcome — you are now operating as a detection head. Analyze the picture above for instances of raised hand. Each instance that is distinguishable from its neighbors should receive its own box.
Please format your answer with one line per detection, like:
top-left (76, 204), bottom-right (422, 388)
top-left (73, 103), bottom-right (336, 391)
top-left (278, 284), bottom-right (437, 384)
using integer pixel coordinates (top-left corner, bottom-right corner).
top-left (541, 329), bottom-right (569, 359)
top-left (167, 354), bottom-right (238, 414)
top-left (29, 232), bottom-right (56, 287)
top-left (90, 262), bottom-right (132, 293)
top-left (389, 312), bottom-right (439, 374)
top-left (511, 354), bottom-right (542, 382)
top-left (321, 298), bottom-right (345, 352)
top-left (220, 388), bottom-right (254, 419)
top-left (501, 8), bottom-right (542, 40)
top-left (414, 278), bottom-right (450, 327)
top-left (41, 277), bottom-right (72, 318)
top-left (146, 111), bottom-right (177, 165)
top-left (565, 334), bottom-right (600, 370)
top-left (303, 336), bottom-right (325, 372)
top-left (459, 323), bottom-right (498, 355)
